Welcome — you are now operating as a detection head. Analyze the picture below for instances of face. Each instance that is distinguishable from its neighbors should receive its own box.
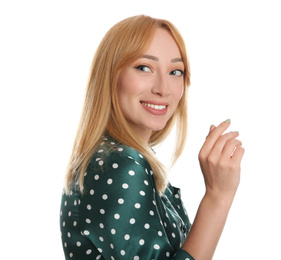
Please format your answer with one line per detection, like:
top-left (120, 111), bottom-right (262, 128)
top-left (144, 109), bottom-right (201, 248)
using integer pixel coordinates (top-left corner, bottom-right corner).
top-left (117, 28), bottom-right (185, 143)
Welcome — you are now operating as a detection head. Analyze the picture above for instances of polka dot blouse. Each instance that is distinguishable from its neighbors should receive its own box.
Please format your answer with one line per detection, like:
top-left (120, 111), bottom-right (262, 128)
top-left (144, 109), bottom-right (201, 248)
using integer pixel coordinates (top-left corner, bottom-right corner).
top-left (60, 136), bottom-right (195, 260)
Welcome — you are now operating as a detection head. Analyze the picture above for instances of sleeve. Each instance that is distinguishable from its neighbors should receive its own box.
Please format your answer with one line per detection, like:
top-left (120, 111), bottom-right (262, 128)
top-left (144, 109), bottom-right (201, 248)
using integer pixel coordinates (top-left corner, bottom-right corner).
top-left (78, 150), bottom-right (195, 260)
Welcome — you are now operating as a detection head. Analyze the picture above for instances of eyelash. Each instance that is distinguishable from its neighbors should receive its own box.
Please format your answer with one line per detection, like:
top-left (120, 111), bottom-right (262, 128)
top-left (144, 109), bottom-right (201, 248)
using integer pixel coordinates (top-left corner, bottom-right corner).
top-left (134, 65), bottom-right (184, 77)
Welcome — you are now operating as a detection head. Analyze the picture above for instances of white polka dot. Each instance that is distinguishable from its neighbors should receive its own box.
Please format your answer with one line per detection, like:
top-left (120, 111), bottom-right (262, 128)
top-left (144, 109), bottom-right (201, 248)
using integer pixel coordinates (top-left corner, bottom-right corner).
top-left (154, 244), bottom-right (160, 250)
top-left (120, 250), bottom-right (125, 256)
top-left (149, 210), bottom-right (154, 216)
top-left (73, 221), bottom-right (77, 226)
top-left (98, 160), bottom-right (104, 166)
top-left (107, 178), bottom-right (113, 184)
top-left (172, 233), bottom-right (176, 238)
top-left (99, 223), bottom-right (104, 229)
top-left (87, 204), bottom-right (91, 210)
top-left (100, 209), bottom-right (105, 214)
top-left (90, 189), bottom-right (94, 195)
top-left (122, 183), bottom-right (129, 189)
top-left (118, 198), bottom-right (124, 204)
top-left (64, 201), bottom-right (67, 206)
top-left (86, 249), bottom-right (92, 255)
top-left (64, 242), bottom-right (67, 247)
top-left (99, 236), bottom-right (104, 242)
top-left (135, 161), bottom-right (140, 165)
top-left (166, 252), bottom-right (170, 257)
top-left (173, 223), bottom-right (177, 228)
top-left (134, 257), bottom-right (140, 260)
top-left (139, 154), bottom-right (143, 158)
top-left (140, 191), bottom-right (145, 196)
top-left (62, 221), bottom-right (65, 227)
top-left (124, 234), bottom-right (130, 240)
top-left (118, 148), bottom-right (123, 152)
top-left (129, 218), bottom-right (136, 224)
top-left (68, 211), bottom-right (71, 216)
top-left (135, 203), bottom-right (141, 209)
top-left (86, 218), bottom-right (91, 223)
top-left (114, 213), bottom-right (120, 219)
top-left (175, 194), bottom-right (180, 199)
top-left (128, 170), bottom-right (135, 176)
top-left (83, 230), bottom-right (90, 235)
top-left (112, 163), bottom-right (118, 169)
top-left (144, 180), bottom-right (149, 185)
top-left (69, 253), bottom-right (73, 258)
top-left (94, 174), bottom-right (100, 180)
top-left (139, 239), bottom-right (145, 245)
top-left (110, 243), bottom-right (114, 249)
top-left (76, 241), bottom-right (81, 247)
top-left (111, 229), bottom-right (116, 235)
top-left (158, 231), bottom-right (163, 236)
top-left (67, 232), bottom-right (71, 237)
top-left (144, 223), bottom-right (150, 229)
top-left (102, 194), bottom-right (108, 200)
top-left (74, 200), bottom-right (77, 205)
top-left (98, 149), bottom-right (103, 153)
top-left (110, 142), bottom-right (115, 145)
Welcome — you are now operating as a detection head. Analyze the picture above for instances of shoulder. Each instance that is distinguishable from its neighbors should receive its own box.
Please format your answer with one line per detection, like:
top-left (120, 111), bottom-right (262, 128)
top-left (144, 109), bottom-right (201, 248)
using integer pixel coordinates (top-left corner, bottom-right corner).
top-left (82, 136), bottom-right (156, 192)
top-left (88, 136), bottom-right (152, 173)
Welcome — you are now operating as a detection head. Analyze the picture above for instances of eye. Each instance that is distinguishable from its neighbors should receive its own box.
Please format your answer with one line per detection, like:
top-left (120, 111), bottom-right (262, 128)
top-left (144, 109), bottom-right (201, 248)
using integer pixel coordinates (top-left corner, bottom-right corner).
top-left (134, 65), bottom-right (151, 72)
top-left (170, 69), bottom-right (184, 77)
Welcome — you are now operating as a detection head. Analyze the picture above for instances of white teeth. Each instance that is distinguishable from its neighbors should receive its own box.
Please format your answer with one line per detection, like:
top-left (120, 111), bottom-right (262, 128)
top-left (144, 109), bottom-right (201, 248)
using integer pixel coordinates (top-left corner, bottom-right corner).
top-left (142, 102), bottom-right (167, 110)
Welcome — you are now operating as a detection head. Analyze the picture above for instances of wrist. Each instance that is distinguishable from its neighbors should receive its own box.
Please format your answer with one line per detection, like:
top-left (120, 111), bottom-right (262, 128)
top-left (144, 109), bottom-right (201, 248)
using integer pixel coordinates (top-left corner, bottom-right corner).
top-left (204, 189), bottom-right (235, 209)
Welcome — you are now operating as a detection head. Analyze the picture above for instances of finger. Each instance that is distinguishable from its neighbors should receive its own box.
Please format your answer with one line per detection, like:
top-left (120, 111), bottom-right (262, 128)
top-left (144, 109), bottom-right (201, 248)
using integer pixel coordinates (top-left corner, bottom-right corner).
top-left (209, 125), bottom-right (216, 133)
top-left (207, 132), bottom-right (240, 163)
top-left (221, 138), bottom-right (242, 159)
top-left (231, 146), bottom-right (245, 162)
top-left (203, 120), bottom-right (232, 152)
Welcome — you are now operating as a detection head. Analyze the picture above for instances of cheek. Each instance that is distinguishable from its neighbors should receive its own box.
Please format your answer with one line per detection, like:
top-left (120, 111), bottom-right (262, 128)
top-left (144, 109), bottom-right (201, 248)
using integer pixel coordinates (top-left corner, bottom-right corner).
top-left (174, 84), bottom-right (184, 103)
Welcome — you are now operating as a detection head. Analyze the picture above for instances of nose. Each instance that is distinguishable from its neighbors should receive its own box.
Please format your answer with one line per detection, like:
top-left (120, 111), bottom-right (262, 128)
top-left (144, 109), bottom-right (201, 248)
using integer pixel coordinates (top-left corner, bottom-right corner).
top-left (151, 73), bottom-right (170, 97)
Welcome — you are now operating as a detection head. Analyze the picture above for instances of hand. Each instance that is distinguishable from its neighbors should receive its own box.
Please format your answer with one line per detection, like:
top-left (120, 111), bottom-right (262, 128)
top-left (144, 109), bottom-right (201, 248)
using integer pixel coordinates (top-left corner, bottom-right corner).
top-left (198, 120), bottom-right (245, 199)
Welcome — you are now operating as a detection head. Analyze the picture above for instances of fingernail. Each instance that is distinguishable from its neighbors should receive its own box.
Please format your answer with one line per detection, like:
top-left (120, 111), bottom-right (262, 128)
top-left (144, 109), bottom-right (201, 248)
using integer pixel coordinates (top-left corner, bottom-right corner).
top-left (235, 131), bottom-right (239, 134)
top-left (224, 119), bottom-right (231, 123)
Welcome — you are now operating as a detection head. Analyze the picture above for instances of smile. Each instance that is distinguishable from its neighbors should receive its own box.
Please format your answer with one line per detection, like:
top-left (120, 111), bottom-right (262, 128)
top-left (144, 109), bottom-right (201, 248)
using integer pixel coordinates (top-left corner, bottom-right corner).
top-left (141, 102), bottom-right (167, 110)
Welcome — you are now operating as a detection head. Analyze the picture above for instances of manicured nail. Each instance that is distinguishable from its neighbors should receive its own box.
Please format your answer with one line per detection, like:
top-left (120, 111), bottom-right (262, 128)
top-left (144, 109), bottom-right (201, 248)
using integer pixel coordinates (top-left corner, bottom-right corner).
top-left (224, 119), bottom-right (231, 123)
top-left (235, 131), bottom-right (239, 134)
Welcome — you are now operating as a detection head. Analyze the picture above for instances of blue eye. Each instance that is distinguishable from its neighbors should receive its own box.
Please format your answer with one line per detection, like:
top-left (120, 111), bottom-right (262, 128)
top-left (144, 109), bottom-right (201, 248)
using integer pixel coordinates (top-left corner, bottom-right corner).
top-left (170, 69), bottom-right (184, 76)
top-left (134, 65), bottom-right (151, 72)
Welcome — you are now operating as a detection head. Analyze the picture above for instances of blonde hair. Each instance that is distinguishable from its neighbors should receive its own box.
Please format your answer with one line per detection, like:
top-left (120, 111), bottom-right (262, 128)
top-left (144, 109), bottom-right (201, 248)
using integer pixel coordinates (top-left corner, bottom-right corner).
top-left (65, 15), bottom-right (190, 194)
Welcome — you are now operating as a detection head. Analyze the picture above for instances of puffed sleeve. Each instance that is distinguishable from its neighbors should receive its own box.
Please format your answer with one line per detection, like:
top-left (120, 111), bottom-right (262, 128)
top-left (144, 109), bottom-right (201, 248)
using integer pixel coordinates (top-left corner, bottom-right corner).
top-left (78, 146), bottom-right (195, 260)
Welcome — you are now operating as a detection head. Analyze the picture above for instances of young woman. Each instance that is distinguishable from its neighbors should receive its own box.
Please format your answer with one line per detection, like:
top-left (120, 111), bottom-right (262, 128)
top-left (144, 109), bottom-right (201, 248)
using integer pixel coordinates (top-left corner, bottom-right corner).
top-left (60, 15), bottom-right (244, 260)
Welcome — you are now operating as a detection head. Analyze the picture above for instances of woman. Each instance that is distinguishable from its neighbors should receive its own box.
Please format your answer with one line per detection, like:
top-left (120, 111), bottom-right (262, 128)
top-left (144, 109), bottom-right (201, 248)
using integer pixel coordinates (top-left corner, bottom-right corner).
top-left (60, 15), bottom-right (244, 260)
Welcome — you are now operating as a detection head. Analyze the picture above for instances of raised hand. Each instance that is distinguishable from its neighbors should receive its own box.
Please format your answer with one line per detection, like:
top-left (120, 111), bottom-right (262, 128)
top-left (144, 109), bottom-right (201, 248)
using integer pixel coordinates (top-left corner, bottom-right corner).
top-left (198, 119), bottom-right (245, 198)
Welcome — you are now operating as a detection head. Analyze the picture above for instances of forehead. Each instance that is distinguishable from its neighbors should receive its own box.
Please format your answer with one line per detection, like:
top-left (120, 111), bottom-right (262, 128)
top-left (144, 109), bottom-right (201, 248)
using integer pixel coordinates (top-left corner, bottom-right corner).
top-left (144, 28), bottom-right (182, 59)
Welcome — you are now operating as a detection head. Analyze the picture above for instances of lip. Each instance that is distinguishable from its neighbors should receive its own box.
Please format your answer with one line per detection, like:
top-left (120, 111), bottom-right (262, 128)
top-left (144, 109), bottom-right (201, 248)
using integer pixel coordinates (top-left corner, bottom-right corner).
top-left (140, 100), bottom-right (169, 106)
top-left (140, 101), bottom-right (169, 116)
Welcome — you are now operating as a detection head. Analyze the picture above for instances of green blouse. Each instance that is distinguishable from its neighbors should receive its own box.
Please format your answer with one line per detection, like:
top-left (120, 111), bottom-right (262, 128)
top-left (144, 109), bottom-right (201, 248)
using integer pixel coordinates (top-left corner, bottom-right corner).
top-left (60, 136), bottom-right (195, 259)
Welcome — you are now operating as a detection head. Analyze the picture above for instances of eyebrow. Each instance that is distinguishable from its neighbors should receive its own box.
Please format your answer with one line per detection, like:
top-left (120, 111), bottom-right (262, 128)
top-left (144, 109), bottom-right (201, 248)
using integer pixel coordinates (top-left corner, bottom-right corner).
top-left (142, 55), bottom-right (183, 63)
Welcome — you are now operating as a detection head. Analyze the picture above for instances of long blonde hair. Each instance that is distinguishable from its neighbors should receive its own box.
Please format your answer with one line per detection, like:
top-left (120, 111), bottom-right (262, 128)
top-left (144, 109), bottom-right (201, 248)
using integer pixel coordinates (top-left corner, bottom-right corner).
top-left (65, 15), bottom-right (191, 194)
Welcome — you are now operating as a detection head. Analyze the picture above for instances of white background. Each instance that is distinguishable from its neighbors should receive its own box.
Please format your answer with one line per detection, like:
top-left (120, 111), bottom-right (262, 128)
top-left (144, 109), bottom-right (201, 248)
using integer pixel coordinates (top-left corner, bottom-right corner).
top-left (1, 0), bottom-right (280, 259)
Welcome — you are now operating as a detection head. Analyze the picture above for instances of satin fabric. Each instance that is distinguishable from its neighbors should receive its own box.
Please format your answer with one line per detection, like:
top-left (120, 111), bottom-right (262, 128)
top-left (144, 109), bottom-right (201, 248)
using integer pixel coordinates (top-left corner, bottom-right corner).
top-left (60, 136), bottom-right (194, 260)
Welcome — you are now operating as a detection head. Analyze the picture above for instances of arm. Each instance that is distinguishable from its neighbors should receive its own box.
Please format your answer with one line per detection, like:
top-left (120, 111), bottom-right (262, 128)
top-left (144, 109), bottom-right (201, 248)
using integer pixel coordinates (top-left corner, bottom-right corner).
top-left (182, 120), bottom-right (245, 259)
